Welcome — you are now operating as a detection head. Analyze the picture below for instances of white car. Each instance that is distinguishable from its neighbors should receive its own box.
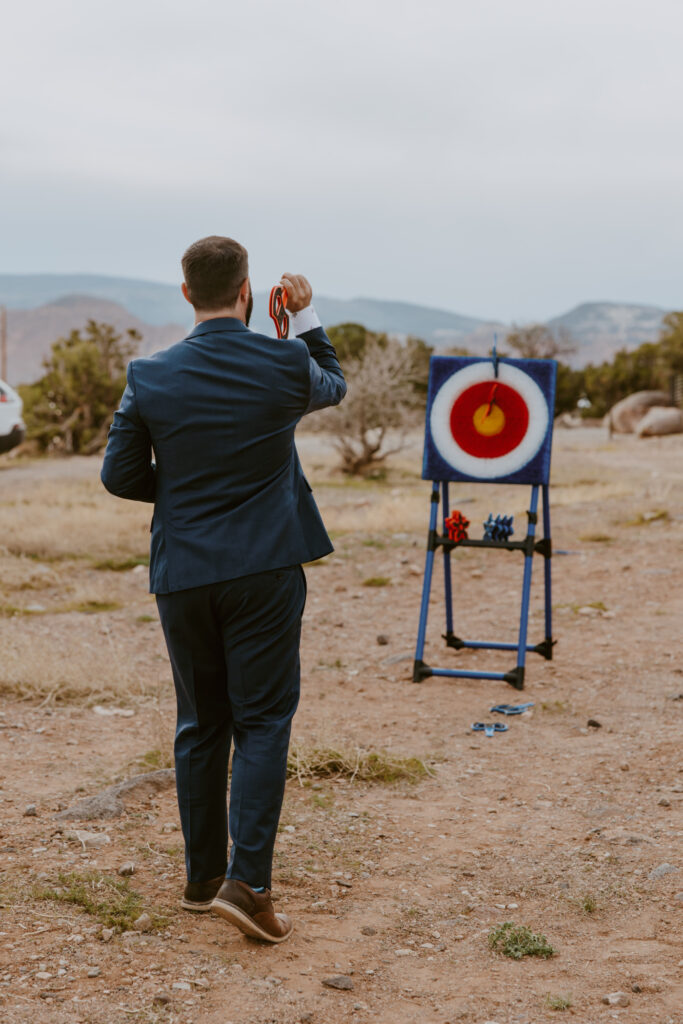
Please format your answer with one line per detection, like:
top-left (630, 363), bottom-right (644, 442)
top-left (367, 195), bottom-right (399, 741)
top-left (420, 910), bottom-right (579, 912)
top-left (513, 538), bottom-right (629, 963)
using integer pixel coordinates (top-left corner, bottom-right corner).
top-left (0, 379), bottom-right (25, 454)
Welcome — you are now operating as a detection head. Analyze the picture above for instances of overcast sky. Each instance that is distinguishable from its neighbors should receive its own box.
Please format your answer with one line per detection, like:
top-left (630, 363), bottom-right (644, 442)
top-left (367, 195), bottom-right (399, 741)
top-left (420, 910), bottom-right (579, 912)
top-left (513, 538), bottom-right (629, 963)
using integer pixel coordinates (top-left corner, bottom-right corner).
top-left (2, 0), bottom-right (682, 321)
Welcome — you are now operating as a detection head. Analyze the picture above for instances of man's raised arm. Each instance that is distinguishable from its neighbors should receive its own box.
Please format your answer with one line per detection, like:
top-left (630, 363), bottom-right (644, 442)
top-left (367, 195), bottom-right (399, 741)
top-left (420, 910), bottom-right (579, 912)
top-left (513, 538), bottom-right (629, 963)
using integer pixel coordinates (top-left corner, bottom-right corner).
top-left (280, 273), bottom-right (347, 413)
top-left (101, 362), bottom-right (156, 502)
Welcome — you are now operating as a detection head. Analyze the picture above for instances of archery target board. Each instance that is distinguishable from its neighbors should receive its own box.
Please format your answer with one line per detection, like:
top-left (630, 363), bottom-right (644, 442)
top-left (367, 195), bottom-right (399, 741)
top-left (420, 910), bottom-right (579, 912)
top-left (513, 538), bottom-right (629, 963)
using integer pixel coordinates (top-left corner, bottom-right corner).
top-left (422, 356), bottom-right (557, 484)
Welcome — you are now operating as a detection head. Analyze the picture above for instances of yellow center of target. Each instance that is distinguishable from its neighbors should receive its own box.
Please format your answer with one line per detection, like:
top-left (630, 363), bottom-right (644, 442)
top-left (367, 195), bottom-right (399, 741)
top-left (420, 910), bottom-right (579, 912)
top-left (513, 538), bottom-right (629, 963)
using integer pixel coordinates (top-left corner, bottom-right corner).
top-left (472, 403), bottom-right (506, 436)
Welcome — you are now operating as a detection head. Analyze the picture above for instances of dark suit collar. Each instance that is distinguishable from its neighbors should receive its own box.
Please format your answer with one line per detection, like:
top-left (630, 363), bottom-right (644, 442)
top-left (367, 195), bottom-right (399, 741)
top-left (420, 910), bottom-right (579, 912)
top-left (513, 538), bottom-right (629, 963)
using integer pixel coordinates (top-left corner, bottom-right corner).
top-left (186, 317), bottom-right (250, 340)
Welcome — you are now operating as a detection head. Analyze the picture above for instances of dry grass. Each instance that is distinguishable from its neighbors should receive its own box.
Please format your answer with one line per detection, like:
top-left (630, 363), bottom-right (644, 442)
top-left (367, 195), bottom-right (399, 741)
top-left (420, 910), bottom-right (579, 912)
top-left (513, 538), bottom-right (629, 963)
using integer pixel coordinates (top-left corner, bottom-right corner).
top-left (624, 508), bottom-right (670, 526)
top-left (0, 626), bottom-right (159, 704)
top-left (0, 476), bottom-right (150, 562)
top-left (0, 553), bottom-right (61, 590)
top-left (287, 741), bottom-right (432, 785)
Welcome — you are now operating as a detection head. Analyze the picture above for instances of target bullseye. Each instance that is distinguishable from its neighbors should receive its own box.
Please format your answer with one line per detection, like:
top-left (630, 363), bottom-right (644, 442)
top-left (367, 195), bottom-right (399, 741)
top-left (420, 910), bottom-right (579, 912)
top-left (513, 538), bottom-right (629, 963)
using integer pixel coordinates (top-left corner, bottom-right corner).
top-left (472, 403), bottom-right (505, 436)
top-left (428, 361), bottom-right (549, 480)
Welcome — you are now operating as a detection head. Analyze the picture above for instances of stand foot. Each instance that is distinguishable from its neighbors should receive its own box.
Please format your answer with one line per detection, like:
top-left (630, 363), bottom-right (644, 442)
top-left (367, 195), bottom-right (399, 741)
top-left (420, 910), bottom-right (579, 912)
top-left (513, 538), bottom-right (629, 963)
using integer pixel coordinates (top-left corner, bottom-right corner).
top-left (532, 637), bottom-right (557, 660)
top-left (503, 666), bottom-right (525, 690)
top-left (442, 632), bottom-right (465, 650)
top-left (412, 659), bottom-right (432, 683)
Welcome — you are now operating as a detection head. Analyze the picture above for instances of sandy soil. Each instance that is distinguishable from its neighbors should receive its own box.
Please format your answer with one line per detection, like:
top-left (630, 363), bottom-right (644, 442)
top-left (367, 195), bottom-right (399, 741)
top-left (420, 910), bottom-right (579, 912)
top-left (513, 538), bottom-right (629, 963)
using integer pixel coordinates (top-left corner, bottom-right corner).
top-left (0, 428), bottom-right (681, 1024)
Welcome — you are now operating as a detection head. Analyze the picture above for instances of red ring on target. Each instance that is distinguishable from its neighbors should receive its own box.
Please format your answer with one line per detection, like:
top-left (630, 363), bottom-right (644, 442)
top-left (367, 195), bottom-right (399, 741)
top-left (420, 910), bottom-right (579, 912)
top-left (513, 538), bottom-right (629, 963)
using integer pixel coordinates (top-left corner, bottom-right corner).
top-left (450, 380), bottom-right (529, 458)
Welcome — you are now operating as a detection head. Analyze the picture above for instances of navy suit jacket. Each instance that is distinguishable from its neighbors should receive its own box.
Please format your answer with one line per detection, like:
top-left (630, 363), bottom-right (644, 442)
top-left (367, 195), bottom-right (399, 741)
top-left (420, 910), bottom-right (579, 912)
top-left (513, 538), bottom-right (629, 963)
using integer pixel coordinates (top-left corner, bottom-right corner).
top-left (101, 317), bottom-right (346, 594)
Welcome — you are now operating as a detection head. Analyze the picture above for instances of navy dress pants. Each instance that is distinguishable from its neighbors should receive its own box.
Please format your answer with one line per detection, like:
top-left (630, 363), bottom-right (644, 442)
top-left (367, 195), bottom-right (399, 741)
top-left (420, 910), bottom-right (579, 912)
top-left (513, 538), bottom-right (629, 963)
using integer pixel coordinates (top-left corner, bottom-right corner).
top-left (156, 566), bottom-right (306, 888)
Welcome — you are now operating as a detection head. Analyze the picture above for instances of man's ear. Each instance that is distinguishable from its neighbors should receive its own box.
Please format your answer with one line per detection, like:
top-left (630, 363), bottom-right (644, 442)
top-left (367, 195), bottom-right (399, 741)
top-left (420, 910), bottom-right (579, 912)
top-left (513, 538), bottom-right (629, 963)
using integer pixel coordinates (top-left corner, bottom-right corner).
top-left (181, 281), bottom-right (192, 305)
top-left (239, 277), bottom-right (250, 303)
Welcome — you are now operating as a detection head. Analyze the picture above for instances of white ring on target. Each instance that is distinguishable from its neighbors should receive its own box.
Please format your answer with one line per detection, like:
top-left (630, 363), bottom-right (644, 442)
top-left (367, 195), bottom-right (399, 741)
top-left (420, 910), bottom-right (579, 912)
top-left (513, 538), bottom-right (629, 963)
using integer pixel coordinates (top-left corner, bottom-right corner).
top-left (429, 362), bottom-right (549, 479)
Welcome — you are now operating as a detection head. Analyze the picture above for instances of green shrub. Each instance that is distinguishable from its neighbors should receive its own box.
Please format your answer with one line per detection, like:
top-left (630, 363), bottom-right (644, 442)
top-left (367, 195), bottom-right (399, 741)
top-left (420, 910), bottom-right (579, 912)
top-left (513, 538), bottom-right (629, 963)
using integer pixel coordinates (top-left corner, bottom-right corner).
top-left (488, 922), bottom-right (555, 960)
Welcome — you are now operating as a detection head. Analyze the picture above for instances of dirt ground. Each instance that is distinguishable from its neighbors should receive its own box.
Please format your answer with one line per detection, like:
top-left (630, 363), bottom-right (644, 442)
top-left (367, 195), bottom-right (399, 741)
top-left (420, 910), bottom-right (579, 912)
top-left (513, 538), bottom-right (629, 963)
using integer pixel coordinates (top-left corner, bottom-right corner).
top-left (0, 427), bottom-right (681, 1024)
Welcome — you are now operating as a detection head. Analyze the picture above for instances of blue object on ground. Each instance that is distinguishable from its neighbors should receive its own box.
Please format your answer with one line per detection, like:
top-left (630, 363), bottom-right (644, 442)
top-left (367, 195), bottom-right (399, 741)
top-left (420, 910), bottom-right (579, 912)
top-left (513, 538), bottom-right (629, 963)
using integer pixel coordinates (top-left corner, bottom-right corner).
top-left (471, 722), bottom-right (509, 737)
top-left (490, 702), bottom-right (535, 716)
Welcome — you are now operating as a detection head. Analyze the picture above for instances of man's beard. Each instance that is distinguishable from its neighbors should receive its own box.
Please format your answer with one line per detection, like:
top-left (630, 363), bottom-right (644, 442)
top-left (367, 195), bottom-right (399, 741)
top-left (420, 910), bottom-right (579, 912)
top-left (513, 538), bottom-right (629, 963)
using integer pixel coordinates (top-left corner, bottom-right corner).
top-left (245, 284), bottom-right (253, 327)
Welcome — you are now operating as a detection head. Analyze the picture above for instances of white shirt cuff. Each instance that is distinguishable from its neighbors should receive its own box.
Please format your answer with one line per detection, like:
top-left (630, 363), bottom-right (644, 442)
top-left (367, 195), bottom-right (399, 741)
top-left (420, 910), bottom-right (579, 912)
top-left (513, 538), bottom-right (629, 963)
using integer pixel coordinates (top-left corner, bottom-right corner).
top-left (289, 304), bottom-right (321, 335)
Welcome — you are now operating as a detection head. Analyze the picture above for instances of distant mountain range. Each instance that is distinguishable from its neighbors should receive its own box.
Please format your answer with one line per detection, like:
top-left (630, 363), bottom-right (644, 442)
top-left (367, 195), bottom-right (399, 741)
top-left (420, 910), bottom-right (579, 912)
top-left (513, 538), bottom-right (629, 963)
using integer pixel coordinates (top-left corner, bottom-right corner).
top-left (0, 273), bottom-right (672, 385)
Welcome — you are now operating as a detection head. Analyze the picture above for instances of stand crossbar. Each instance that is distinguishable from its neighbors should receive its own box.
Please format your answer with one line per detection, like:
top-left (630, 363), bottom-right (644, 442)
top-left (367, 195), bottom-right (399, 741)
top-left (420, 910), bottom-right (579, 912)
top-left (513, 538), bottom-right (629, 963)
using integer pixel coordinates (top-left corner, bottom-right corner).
top-left (413, 480), bottom-right (555, 690)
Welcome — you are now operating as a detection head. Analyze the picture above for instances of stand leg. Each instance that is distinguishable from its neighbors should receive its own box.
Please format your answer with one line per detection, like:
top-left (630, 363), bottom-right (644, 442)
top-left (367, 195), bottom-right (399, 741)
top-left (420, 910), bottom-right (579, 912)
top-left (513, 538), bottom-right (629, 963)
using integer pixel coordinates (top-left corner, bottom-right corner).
top-left (413, 483), bottom-right (440, 683)
top-left (542, 483), bottom-right (553, 658)
top-left (508, 485), bottom-right (539, 690)
top-left (441, 481), bottom-right (455, 641)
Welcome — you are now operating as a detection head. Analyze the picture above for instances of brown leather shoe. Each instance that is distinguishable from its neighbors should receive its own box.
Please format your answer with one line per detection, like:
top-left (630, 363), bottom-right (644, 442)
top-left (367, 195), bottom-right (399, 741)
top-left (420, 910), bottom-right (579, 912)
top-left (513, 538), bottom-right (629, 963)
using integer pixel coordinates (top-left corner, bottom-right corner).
top-left (181, 874), bottom-right (225, 912)
top-left (211, 879), bottom-right (293, 943)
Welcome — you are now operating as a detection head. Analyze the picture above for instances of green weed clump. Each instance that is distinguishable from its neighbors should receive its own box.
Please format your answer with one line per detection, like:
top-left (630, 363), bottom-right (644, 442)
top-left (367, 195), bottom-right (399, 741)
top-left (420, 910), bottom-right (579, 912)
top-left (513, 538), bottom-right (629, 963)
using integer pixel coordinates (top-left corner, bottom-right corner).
top-left (66, 600), bottom-right (122, 614)
top-left (34, 870), bottom-right (164, 931)
top-left (287, 744), bottom-right (431, 785)
top-left (362, 576), bottom-right (391, 587)
top-left (545, 993), bottom-right (572, 1011)
top-left (137, 748), bottom-right (174, 770)
top-left (581, 894), bottom-right (598, 914)
top-left (540, 700), bottom-right (568, 713)
top-left (488, 922), bottom-right (555, 960)
top-left (579, 533), bottom-right (613, 543)
top-left (625, 509), bottom-right (669, 526)
top-left (0, 604), bottom-right (42, 617)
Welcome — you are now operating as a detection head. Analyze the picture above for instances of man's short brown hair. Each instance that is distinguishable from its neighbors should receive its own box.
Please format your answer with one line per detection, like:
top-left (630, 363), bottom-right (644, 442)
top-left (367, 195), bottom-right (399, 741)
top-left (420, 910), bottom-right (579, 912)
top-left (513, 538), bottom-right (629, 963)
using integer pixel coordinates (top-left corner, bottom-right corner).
top-left (181, 236), bottom-right (249, 311)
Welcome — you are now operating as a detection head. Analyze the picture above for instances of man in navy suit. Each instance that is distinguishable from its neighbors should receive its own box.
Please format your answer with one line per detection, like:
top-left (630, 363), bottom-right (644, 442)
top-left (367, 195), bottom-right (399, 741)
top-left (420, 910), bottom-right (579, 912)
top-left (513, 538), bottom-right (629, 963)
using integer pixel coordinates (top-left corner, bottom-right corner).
top-left (101, 236), bottom-right (346, 942)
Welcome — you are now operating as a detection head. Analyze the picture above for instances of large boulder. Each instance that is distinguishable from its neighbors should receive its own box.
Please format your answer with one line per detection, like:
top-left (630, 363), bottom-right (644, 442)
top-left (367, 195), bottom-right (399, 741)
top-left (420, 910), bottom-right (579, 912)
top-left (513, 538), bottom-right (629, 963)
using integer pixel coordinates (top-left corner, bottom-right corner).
top-left (606, 391), bottom-right (672, 434)
top-left (636, 406), bottom-right (683, 437)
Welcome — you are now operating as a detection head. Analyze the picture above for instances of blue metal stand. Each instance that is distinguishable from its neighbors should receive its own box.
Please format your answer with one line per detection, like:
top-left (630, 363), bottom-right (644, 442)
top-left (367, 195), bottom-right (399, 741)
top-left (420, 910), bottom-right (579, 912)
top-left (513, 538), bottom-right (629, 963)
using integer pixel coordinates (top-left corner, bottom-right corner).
top-left (413, 482), bottom-right (555, 690)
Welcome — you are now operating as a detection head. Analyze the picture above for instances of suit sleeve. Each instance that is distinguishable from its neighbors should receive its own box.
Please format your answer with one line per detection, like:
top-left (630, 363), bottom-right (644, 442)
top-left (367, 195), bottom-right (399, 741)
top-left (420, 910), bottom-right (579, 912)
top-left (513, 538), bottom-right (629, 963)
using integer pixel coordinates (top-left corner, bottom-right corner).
top-left (100, 362), bottom-right (156, 503)
top-left (297, 326), bottom-right (347, 414)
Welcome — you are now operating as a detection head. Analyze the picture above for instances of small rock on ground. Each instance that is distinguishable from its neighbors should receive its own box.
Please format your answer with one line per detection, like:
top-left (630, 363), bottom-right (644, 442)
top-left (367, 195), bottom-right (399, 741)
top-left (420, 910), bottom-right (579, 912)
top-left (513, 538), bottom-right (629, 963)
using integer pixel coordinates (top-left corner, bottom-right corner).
top-left (133, 913), bottom-right (153, 932)
top-left (23, 804), bottom-right (37, 816)
top-left (68, 830), bottom-right (111, 851)
top-left (118, 862), bottom-right (136, 876)
top-left (603, 992), bottom-right (630, 1007)
top-left (649, 863), bottom-right (678, 880)
top-left (322, 975), bottom-right (354, 991)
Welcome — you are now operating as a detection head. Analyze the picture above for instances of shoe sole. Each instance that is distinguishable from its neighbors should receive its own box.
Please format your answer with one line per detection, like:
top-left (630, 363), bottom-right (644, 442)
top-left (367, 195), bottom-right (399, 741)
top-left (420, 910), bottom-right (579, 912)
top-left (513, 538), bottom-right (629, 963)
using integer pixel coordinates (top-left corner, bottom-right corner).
top-left (211, 898), bottom-right (293, 943)
top-left (180, 897), bottom-right (216, 912)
